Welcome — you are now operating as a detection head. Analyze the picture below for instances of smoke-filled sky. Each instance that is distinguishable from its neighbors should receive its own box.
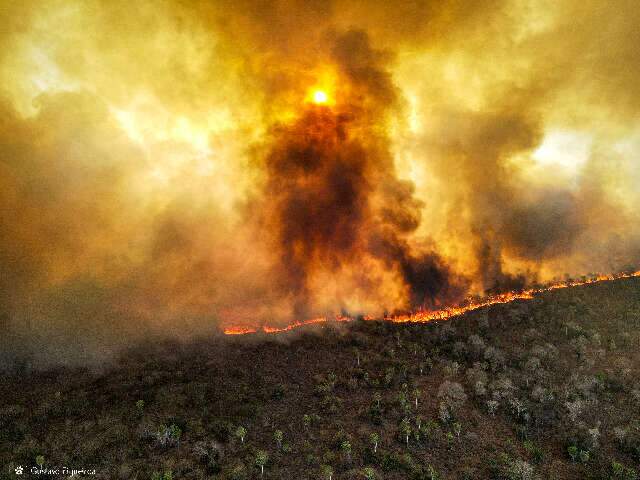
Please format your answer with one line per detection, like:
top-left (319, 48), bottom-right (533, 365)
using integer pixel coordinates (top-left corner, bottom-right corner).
top-left (1, 0), bottom-right (639, 366)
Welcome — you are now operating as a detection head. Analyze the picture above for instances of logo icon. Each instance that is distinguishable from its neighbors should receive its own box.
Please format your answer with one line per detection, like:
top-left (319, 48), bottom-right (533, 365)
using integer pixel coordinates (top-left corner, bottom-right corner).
top-left (15, 465), bottom-right (23, 475)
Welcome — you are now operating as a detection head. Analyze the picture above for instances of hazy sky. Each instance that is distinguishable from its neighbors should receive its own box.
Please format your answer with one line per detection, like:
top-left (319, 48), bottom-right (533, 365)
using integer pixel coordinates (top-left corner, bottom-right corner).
top-left (1, 0), bottom-right (638, 365)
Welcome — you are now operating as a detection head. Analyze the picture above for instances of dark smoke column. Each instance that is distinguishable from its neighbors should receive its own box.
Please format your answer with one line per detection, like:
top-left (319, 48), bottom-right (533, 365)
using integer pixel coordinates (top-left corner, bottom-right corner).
top-left (252, 30), bottom-right (466, 320)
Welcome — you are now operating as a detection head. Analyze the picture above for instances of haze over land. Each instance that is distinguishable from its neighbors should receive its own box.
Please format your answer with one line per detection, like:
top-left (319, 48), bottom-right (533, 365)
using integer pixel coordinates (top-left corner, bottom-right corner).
top-left (1, 0), bottom-right (639, 365)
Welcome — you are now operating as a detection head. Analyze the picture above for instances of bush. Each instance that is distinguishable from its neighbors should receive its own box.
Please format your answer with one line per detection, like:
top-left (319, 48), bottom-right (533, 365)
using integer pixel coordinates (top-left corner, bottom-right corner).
top-left (151, 471), bottom-right (173, 480)
top-left (155, 424), bottom-right (181, 448)
top-left (411, 464), bottom-right (440, 480)
top-left (523, 440), bottom-right (543, 463)
top-left (610, 461), bottom-right (638, 480)
top-left (615, 426), bottom-right (640, 462)
top-left (380, 452), bottom-right (407, 472)
top-left (210, 420), bottom-right (234, 443)
top-left (492, 454), bottom-right (536, 480)
top-left (437, 381), bottom-right (467, 411)
top-left (193, 440), bottom-right (223, 474)
top-left (506, 459), bottom-right (535, 480)
top-left (362, 466), bottom-right (377, 479)
top-left (228, 464), bottom-right (247, 480)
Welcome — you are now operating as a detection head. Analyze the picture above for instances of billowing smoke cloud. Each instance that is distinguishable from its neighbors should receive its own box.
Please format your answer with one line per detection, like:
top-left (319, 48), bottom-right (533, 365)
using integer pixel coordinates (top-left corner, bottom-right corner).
top-left (250, 30), bottom-right (465, 320)
top-left (0, 0), bottom-right (639, 367)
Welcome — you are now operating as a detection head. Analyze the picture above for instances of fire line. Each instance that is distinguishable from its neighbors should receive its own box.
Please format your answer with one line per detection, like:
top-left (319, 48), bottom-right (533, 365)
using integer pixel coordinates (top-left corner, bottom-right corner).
top-left (222, 270), bottom-right (640, 335)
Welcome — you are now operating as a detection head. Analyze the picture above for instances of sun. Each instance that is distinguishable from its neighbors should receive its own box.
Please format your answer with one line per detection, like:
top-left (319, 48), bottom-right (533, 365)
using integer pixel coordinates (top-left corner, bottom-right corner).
top-left (312, 89), bottom-right (329, 105)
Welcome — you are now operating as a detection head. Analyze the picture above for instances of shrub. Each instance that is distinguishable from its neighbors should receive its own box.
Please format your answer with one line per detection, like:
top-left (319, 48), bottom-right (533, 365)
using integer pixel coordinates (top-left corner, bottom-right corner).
top-left (193, 440), bottom-right (223, 474)
top-left (523, 440), bottom-right (544, 463)
top-left (610, 461), bottom-right (638, 480)
top-left (362, 466), bottom-right (377, 480)
top-left (468, 334), bottom-right (486, 355)
top-left (228, 464), bottom-right (247, 480)
top-left (492, 454), bottom-right (536, 480)
top-left (155, 424), bottom-right (182, 448)
top-left (438, 403), bottom-right (451, 424)
top-left (443, 361), bottom-right (460, 377)
top-left (484, 346), bottom-right (505, 372)
top-left (417, 464), bottom-right (440, 480)
top-left (564, 400), bottom-right (583, 422)
top-left (490, 376), bottom-right (515, 401)
top-left (380, 452), bottom-right (411, 472)
top-left (567, 445), bottom-right (589, 463)
top-left (151, 471), bottom-right (173, 480)
top-left (506, 459), bottom-right (535, 480)
top-left (272, 383), bottom-right (286, 400)
top-left (579, 450), bottom-right (590, 463)
top-left (437, 381), bottom-right (467, 411)
top-left (567, 445), bottom-right (578, 462)
top-left (211, 420), bottom-right (234, 442)
top-left (398, 390), bottom-right (410, 414)
top-left (474, 380), bottom-right (487, 397)
top-left (615, 425), bottom-right (640, 462)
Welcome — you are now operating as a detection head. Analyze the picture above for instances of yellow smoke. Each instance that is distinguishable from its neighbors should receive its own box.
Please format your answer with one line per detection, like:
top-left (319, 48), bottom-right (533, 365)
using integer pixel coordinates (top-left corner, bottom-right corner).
top-left (0, 0), bottom-right (639, 365)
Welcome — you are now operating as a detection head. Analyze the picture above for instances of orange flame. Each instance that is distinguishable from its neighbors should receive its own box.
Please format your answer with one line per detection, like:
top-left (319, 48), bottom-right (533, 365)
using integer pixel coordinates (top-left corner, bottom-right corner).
top-left (223, 270), bottom-right (640, 335)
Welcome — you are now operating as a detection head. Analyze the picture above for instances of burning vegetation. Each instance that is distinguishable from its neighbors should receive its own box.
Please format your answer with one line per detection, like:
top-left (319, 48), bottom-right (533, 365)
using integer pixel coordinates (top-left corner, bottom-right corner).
top-left (223, 271), bottom-right (640, 335)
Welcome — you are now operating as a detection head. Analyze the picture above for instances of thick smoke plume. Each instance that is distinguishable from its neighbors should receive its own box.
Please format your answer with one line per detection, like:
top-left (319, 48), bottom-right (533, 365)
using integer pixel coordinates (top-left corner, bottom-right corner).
top-left (0, 0), bottom-right (639, 367)
top-left (252, 31), bottom-right (464, 321)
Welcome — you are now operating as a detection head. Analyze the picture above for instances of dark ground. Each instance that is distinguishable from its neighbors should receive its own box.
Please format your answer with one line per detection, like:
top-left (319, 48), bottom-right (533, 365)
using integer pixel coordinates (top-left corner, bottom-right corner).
top-left (2, 277), bottom-right (640, 479)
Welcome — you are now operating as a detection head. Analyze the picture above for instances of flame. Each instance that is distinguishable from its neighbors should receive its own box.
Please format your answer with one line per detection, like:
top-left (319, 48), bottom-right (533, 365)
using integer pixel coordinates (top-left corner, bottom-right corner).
top-left (222, 270), bottom-right (640, 335)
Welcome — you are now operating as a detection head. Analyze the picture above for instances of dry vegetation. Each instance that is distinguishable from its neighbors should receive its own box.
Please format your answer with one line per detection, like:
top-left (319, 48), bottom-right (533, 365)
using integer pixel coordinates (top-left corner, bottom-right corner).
top-left (2, 277), bottom-right (640, 479)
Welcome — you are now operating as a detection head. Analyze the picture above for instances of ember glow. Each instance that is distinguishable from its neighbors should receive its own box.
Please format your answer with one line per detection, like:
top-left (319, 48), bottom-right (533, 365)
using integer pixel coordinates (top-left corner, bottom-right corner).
top-left (223, 271), bottom-right (640, 335)
top-left (1, 1), bottom-right (639, 366)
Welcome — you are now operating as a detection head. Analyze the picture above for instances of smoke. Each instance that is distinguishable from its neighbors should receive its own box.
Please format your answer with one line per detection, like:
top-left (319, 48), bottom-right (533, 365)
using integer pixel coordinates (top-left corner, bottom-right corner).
top-left (0, 0), bottom-right (639, 367)
top-left (249, 30), bottom-right (464, 320)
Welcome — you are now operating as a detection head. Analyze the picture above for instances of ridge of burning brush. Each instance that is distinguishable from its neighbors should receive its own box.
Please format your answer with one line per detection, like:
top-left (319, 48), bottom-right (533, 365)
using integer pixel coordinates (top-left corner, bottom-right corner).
top-left (222, 270), bottom-right (640, 336)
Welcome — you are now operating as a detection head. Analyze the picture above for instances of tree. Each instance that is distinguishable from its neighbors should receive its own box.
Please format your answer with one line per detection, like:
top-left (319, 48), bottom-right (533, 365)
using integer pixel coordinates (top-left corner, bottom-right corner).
top-left (400, 418), bottom-right (412, 446)
top-left (341, 440), bottom-right (352, 462)
top-left (369, 432), bottom-right (380, 453)
top-left (235, 426), bottom-right (247, 444)
top-left (274, 430), bottom-right (283, 450)
top-left (413, 388), bottom-right (421, 408)
top-left (320, 464), bottom-right (334, 480)
top-left (303, 414), bottom-right (311, 430)
top-left (255, 450), bottom-right (268, 477)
